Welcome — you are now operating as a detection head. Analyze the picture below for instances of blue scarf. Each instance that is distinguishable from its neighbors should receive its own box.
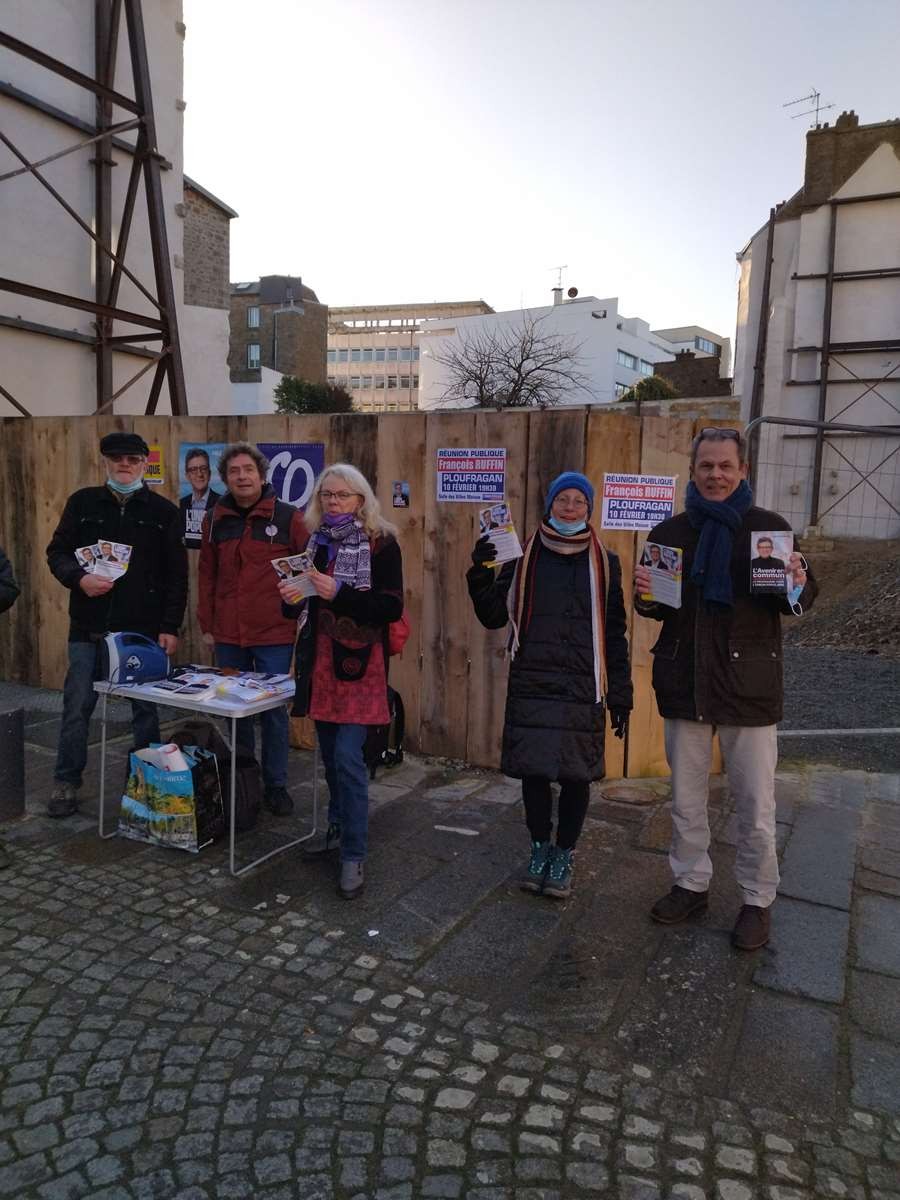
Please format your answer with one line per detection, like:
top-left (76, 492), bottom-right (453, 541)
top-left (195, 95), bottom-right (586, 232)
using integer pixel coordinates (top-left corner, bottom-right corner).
top-left (685, 480), bottom-right (753, 608)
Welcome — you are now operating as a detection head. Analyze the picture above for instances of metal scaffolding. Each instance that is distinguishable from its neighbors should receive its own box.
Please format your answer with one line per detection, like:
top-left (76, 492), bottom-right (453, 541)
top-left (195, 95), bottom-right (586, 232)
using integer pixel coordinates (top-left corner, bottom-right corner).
top-left (0, 0), bottom-right (188, 416)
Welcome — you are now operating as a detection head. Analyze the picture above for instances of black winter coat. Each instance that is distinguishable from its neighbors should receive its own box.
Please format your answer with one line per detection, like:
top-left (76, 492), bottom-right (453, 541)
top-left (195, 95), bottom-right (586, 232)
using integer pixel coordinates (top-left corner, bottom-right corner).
top-left (468, 541), bottom-right (632, 782)
top-left (635, 507), bottom-right (817, 726)
top-left (46, 485), bottom-right (188, 640)
top-left (0, 546), bottom-right (19, 614)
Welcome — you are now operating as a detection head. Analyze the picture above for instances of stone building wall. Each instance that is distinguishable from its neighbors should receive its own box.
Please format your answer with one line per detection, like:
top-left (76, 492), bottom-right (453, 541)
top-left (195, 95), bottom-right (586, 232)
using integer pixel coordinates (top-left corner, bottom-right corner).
top-left (655, 351), bottom-right (732, 397)
top-left (183, 185), bottom-right (231, 309)
top-left (229, 293), bottom-right (328, 384)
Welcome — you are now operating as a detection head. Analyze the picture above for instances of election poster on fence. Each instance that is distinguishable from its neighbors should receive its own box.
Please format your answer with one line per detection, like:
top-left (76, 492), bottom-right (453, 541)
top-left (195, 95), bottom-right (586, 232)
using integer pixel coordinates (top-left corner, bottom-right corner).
top-left (258, 442), bottom-right (325, 510)
top-left (437, 447), bottom-right (506, 502)
top-left (601, 473), bottom-right (677, 531)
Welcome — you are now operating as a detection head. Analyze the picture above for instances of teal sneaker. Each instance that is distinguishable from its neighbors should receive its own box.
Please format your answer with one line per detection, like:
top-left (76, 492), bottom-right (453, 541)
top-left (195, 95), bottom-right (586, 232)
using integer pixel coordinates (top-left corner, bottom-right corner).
top-left (543, 846), bottom-right (574, 899)
top-left (520, 840), bottom-right (552, 893)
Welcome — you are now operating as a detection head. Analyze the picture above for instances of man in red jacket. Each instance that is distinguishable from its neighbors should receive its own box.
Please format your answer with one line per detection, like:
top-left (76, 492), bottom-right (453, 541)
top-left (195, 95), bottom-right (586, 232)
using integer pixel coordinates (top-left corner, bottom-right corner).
top-left (199, 443), bottom-right (308, 815)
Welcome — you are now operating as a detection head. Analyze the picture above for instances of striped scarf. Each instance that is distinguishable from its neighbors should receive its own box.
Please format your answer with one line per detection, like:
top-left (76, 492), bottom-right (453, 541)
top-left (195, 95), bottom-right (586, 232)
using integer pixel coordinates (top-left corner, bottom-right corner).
top-left (508, 520), bottom-right (610, 703)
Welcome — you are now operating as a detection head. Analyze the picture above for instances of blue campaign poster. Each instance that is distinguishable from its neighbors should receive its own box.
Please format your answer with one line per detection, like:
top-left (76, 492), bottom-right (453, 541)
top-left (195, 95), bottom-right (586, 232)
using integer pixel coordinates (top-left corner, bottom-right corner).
top-left (259, 443), bottom-right (325, 510)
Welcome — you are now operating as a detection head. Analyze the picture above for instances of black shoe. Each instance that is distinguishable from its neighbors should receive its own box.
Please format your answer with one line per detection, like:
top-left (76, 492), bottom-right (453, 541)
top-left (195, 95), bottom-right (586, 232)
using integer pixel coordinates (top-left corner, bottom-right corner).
top-left (303, 822), bottom-right (341, 858)
top-left (731, 903), bottom-right (771, 951)
top-left (339, 860), bottom-right (365, 900)
top-left (650, 884), bottom-right (708, 925)
top-left (47, 783), bottom-right (78, 819)
top-left (263, 786), bottom-right (294, 816)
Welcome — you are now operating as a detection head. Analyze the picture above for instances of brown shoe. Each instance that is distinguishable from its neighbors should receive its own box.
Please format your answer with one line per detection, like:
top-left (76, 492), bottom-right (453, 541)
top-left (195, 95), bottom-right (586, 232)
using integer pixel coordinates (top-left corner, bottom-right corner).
top-left (650, 884), bottom-right (709, 925)
top-left (731, 904), bottom-right (771, 951)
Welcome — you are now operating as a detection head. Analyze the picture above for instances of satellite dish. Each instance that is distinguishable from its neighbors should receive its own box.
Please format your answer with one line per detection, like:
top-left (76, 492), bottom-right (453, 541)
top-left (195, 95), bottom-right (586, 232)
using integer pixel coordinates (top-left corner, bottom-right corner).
top-left (567, 286), bottom-right (579, 298)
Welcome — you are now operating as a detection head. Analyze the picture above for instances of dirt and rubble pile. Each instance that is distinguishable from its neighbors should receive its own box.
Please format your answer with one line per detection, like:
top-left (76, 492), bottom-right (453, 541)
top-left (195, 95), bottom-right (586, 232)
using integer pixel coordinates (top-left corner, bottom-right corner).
top-left (785, 537), bottom-right (900, 659)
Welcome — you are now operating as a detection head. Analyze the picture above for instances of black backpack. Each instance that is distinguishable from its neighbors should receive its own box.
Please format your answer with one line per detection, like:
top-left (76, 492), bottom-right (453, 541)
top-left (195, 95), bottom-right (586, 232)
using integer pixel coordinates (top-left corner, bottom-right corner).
top-left (364, 686), bottom-right (405, 779)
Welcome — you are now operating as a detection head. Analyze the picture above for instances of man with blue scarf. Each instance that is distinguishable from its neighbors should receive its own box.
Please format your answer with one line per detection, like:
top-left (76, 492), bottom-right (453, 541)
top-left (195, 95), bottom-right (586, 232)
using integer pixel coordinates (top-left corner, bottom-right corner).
top-left (46, 432), bottom-right (187, 818)
top-left (634, 429), bottom-right (816, 950)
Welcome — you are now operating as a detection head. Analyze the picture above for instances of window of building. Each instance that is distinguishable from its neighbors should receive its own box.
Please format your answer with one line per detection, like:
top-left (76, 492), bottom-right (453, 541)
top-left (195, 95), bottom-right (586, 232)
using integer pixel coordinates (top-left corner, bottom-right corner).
top-left (350, 376), bottom-right (361, 389)
top-left (375, 348), bottom-right (385, 362)
top-left (615, 382), bottom-right (629, 398)
top-left (400, 347), bottom-right (412, 362)
top-left (361, 375), bottom-right (373, 389)
top-left (387, 348), bottom-right (399, 362)
top-left (337, 348), bottom-right (349, 363)
top-left (640, 360), bottom-right (654, 376)
top-left (362, 348), bottom-right (373, 363)
top-left (375, 376), bottom-right (386, 389)
top-left (351, 348), bottom-right (362, 363)
top-left (247, 306), bottom-right (260, 329)
top-left (400, 375), bottom-right (411, 389)
top-left (387, 375), bottom-right (398, 389)
top-left (412, 347), bottom-right (420, 361)
top-left (326, 349), bottom-right (337, 364)
top-left (695, 336), bottom-right (720, 355)
top-left (617, 349), bottom-right (637, 370)
top-left (247, 343), bottom-right (261, 369)
top-left (412, 374), bottom-right (419, 389)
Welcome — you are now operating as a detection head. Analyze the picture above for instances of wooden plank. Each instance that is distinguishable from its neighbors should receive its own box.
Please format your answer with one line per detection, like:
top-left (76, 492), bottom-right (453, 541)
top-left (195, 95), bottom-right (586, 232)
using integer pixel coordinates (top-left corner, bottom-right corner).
top-left (328, 413), bottom-right (379, 487)
top-left (0, 418), bottom-right (35, 682)
top-left (523, 407), bottom-right (587, 531)
top-left (585, 409), bottom-right (642, 780)
top-left (420, 411), bottom-right (477, 758)
top-left (465, 409), bottom-right (529, 768)
top-left (33, 416), bottom-right (80, 689)
top-left (628, 415), bottom-right (695, 777)
top-left (376, 413), bottom-right (427, 753)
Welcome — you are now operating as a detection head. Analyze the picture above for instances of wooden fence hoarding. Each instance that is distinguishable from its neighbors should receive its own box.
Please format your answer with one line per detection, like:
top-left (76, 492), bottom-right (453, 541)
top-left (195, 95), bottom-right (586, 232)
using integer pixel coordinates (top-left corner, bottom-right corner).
top-left (0, 410), bottom-right (735, 777)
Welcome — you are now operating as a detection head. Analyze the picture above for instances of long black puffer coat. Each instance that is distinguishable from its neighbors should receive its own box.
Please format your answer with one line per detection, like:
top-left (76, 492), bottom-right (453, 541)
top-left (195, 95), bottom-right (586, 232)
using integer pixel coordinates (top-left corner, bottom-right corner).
top-left (467, 540), bottom-right (632, 782)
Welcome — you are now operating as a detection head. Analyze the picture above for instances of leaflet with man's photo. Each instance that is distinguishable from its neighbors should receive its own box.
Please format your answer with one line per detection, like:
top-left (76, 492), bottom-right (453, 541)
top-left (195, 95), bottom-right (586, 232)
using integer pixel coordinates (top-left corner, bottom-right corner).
top-left (76, 542), bottom-right (132, 581)
top-left (479, 503), bottom-right (523, 566)
top-left (271, 551), bottom-right (317, 597)
top-left (640, 542), bottom-right (683, 608)
top-left (750, 530), bottom-right (792, 594)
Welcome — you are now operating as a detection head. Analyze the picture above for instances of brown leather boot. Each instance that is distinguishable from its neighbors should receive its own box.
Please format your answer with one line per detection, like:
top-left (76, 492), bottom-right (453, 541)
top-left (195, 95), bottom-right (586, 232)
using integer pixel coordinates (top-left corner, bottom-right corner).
top-left (731, 904), bottom-right (771, 950)
top-left (650, 885), bottom-right (708, 925)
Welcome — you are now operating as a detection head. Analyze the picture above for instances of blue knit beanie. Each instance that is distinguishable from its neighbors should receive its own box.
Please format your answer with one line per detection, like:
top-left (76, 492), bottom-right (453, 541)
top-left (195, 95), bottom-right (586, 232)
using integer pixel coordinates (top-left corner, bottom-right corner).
top-left (545, 471), bottom-right (594, 515)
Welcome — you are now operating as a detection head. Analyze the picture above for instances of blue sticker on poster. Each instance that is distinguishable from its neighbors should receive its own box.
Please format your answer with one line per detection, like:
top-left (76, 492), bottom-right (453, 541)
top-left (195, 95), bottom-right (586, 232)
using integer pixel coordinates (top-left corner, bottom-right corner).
top-left (259, 443), bottom-right (325, 510)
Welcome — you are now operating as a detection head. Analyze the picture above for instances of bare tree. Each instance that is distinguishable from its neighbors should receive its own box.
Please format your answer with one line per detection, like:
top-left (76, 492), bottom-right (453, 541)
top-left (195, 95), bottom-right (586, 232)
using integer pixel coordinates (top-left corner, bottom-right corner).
top-left (430, 312), bottom-right (593, 410)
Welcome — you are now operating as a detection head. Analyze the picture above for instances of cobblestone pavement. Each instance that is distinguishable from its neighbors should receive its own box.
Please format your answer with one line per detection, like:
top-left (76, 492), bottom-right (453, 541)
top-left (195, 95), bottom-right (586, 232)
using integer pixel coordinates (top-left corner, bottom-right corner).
top-left (1, 694), bottom-right (899, 1199)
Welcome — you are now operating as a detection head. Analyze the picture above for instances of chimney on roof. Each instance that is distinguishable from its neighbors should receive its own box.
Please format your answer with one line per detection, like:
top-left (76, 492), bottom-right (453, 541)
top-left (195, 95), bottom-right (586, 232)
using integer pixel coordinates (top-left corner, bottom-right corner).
top-left (552, 287), bottom-right (563, 306)
top-left (835, 110), bottom-right (859, 130)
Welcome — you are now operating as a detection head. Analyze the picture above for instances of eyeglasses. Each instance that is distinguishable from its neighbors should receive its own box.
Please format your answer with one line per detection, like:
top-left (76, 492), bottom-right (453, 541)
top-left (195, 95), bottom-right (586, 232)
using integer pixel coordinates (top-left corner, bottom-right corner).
top-left (698, 428), bottom-right (740, 441)
top-left (552, 496), bottom-right (589, 509)
top-left (186, 465), bottom-right (209, 475)
top-left (106, 454), bottom-right (144, 465)
top-left (320, 490), bottom-right (359, 501)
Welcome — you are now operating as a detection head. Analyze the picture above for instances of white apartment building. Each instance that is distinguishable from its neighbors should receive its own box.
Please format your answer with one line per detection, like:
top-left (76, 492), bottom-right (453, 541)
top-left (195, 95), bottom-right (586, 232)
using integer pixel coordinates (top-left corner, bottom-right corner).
top-left (0, 1), bottom-right (232, 416)
top-left (734, 111), bottom-right (900, 537)
top-left (328, 300), bottom-right (494, 412)
top-left (652, 325), bottom-right (731, 378)
top-left (418, 294), bottom-right (721, 410)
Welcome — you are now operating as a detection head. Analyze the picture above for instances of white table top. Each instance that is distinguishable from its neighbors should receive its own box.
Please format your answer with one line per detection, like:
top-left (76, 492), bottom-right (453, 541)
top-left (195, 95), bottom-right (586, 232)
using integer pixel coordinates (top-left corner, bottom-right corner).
top-left (93, 678), bottom-right (295, 720)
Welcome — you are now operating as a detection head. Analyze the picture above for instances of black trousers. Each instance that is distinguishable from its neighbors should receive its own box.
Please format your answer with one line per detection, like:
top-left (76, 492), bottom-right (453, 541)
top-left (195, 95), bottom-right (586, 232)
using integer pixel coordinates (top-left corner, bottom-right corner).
top-left (521, 776), bottom-right (591, 850)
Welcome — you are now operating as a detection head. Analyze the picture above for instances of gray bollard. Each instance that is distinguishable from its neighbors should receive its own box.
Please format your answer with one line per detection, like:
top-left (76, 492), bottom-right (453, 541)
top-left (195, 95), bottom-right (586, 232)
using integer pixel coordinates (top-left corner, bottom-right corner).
top-left (0, 708), bottom-right (25, 821)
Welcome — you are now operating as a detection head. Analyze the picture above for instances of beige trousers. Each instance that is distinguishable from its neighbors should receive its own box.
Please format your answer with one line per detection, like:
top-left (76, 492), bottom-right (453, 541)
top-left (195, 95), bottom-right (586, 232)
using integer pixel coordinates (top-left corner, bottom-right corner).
top-left (664, 719), bottom-right (779, 907)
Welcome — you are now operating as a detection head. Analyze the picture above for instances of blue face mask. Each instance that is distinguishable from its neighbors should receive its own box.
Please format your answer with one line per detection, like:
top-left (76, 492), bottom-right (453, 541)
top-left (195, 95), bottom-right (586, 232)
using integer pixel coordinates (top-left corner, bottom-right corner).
top-left (548, 515), bottom-right (587, 535)
top-left (107, 475), bottom-right (144, 495)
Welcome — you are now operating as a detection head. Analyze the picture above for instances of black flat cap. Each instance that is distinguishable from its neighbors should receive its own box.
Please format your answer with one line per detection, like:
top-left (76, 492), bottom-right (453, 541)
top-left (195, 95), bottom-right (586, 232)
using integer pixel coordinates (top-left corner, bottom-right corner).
top-left (99, 431), bottom-right (150, 457)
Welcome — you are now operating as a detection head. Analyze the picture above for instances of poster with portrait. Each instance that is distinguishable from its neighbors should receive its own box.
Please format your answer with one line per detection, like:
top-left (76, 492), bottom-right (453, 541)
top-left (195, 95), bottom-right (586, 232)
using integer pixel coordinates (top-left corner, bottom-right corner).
top-left (178, 443), bottom-right (226, 549)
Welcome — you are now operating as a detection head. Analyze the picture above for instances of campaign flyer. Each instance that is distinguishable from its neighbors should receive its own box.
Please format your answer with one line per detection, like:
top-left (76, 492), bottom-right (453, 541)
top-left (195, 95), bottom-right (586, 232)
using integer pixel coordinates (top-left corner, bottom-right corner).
top-left (750, 530), bottom-right (792, 594)
top-left (640, 542), bottom-right (682, 608)
top-left (478, 503), bottom-right (523, 566)
top-left (76, 542), bottom-right (132, 580)
top-left (271, 551), bottom-right (317, 598)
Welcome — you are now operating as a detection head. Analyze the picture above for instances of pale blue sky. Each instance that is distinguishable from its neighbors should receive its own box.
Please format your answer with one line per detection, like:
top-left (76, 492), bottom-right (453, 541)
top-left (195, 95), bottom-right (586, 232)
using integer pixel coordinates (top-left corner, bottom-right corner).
top-left (183, 0), bottom-right (900, 347)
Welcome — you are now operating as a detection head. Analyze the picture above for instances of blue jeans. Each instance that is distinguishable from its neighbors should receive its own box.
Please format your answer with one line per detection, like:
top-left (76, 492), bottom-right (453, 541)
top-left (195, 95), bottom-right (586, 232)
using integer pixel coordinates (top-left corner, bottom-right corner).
top-left (315, 722), bottom-right (369, 862)
top-left (55, 640), bottom-right (160, 787)
top-left (214, 643), bottom-right (293, 790)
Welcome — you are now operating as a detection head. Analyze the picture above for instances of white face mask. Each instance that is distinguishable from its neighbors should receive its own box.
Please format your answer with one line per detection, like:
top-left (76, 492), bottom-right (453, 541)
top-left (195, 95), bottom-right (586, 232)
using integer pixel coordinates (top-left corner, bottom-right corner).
top-left (548, 515), bottom-right (587, 535)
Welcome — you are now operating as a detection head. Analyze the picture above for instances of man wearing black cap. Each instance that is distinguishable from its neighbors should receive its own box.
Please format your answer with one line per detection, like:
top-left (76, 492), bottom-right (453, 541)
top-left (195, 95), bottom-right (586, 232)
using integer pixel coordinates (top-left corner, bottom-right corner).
top-left (45, 432), bottom-right (187, 818)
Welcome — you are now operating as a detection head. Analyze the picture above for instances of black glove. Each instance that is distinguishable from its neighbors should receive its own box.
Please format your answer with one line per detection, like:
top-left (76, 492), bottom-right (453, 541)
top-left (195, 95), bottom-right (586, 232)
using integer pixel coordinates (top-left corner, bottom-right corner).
top-left (610, 708), bottom-right (629, 740)
top-left (471, 535), bottom-right (497, 568)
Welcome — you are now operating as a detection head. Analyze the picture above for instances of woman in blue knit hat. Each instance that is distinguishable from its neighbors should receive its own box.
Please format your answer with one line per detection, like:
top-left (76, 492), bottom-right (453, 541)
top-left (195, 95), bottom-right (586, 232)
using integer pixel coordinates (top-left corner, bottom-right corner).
top-left (467, 471), bottom-right (633, 898)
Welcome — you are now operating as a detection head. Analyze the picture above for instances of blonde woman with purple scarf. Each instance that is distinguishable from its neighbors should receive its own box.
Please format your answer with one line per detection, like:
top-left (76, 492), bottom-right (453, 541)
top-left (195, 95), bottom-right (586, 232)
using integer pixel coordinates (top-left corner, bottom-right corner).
top-left (467, 471), bottom-right (633, 898)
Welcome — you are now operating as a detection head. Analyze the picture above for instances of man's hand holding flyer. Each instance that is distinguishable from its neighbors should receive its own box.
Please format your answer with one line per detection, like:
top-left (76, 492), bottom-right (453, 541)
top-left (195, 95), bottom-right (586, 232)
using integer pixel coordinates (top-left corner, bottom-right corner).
top-left (272, 551), bottom-right (317, 599)
top-left (478, 503), bottom-right (523, 567)
top-left (76, 541), bottom-right (132, 581)
top-left (638, 542), bottom-right (683, 608)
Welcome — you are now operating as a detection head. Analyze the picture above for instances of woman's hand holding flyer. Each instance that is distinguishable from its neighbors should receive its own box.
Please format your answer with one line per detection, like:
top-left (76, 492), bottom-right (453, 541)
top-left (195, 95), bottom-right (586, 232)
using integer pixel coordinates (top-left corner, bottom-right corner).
top-left (478, 504), bottom-right (523, 566)
top-left (273, 551), bottom-right (317, 600)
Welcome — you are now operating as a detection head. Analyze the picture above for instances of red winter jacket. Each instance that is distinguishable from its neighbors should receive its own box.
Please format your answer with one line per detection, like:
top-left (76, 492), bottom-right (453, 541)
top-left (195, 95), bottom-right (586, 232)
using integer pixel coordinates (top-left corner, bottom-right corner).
top-left (198, 485), bottom-right (308, 647)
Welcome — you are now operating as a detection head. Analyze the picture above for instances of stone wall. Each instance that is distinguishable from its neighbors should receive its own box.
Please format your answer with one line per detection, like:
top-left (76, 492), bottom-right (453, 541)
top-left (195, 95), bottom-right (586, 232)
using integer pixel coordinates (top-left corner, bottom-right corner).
top-left (655, 351), bottom-right (732, 397)
top-left (229, 294), bottom-right (328, 384)
top-left (183, 186), bottom-right (230, 309)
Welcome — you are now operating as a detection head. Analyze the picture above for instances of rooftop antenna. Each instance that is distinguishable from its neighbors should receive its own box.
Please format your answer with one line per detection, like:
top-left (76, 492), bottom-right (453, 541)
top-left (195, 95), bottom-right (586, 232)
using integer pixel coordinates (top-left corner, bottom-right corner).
top-left (783, 88), bottom-right (835, 129)
top-left (549, 265), bottom-right (568, 288)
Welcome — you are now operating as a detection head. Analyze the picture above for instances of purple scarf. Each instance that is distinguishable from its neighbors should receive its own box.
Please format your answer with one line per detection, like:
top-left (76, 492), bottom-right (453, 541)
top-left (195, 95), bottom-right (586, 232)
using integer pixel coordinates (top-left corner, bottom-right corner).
top-left (312, 514), bottom-right (371, 590)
